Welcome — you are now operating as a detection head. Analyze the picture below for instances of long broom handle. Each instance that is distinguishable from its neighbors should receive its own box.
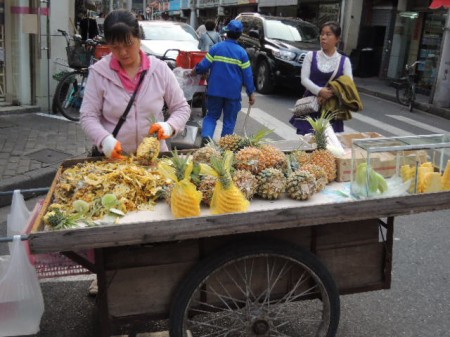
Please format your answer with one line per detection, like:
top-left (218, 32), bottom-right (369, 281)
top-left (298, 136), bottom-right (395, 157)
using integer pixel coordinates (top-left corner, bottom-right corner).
top-left (240, 105), bottom-right (252, 137)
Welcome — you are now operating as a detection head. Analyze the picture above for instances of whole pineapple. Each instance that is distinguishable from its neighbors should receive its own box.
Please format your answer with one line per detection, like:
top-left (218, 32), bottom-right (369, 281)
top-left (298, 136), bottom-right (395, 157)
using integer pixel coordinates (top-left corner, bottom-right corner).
top-left (232, 169), bottom-right (258, 200)
top-left (256, 168), bottom-right (286, 200)
top-left (192, 143), bottom-right (222, 165)
top-left (286, 170), bottom-right (317, 201)
top-left (290, 150), bottom-right (311, 167)
top-left (259, 144), bottom-right (288, 171)
top-left (301, 163), bottom-right (328, 192)
top-left (306, 111), bottom-right (337, 183)
top-left (218, 134), bottom-right (244, 152)
top-left (197, 175), bottom-right (217, 206)
top-left (235, 146), bottom-right (264, 174)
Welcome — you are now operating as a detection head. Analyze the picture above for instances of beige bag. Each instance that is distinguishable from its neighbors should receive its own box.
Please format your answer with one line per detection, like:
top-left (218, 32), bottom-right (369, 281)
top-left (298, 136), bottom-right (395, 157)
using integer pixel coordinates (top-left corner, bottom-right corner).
top-left (293, 96), bottom-right (320, 116)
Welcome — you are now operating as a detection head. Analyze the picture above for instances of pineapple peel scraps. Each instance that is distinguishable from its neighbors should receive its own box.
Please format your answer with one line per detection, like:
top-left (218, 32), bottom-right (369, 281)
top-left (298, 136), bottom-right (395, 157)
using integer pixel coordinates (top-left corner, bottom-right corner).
top-left (50, 160), bottom-right (170, 220)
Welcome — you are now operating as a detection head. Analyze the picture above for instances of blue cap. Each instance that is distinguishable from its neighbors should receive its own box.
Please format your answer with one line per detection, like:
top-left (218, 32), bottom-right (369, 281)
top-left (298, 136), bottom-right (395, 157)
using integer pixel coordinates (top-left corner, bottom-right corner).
top-left (224, 20), bottom-right (243, 33)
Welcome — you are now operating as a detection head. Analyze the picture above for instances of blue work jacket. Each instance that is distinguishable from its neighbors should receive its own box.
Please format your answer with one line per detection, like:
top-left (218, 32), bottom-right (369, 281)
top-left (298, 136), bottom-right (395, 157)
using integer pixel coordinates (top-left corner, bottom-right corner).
top-left (195, 39), bottom-right (256, 100)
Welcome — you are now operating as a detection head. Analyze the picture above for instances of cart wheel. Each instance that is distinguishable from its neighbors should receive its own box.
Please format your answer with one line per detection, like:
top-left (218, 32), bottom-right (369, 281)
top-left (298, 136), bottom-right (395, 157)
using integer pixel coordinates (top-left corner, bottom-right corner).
top-left (169, 238), bottom-right (340, 337)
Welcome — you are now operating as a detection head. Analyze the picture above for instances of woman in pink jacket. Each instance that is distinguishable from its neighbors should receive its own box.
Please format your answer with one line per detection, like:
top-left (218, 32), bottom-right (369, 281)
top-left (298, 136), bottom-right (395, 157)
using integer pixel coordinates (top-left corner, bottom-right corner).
top-left (80, 9), bottom-right (190, 159)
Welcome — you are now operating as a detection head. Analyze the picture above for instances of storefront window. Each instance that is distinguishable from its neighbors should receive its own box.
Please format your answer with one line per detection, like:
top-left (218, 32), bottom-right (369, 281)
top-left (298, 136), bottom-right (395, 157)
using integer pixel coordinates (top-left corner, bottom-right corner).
top-left (416, 11), bottom-right (445, 95)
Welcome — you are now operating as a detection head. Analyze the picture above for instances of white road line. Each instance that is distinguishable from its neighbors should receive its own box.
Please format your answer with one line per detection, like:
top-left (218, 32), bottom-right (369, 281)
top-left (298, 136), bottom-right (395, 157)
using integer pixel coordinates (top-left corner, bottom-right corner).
top-left (240, 107), bottom-right (299, 140)
top-left (36, 112), bottom-right (78, 122)
top-left (387, 115), bottom-right (448, 134)
top-left (351, 113), bottom-right (413, 136)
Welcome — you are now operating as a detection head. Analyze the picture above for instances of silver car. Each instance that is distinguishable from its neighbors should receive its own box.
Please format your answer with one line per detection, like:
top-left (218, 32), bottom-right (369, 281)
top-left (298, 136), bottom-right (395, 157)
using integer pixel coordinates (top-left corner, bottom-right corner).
top-left (139, 20), bottom-right (200, 61)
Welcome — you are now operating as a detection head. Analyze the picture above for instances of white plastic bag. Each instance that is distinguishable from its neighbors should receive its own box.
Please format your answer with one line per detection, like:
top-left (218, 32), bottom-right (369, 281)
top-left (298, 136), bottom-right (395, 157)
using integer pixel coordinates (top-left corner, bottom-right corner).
top-left (0, 235), bottom-right (45, 336)
top-left (7, 190), bottom-right (31, 254)
top-left (173, 67), bottom-right (205, 101)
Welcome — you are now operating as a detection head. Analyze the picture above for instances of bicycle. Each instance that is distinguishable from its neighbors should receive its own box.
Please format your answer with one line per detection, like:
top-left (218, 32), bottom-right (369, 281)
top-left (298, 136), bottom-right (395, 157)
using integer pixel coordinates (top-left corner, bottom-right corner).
top-left (53, 30), bottom-right (106, 121)
top-left (392, 60), bottom-right (423, 112)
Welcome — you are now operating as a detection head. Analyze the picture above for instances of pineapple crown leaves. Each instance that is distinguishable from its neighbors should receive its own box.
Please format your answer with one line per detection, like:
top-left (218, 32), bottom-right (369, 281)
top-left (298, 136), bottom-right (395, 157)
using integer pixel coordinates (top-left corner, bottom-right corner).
top-left (305, 109), bottom-right (338, 150)
top-left (207, 150), bottom-right (234, 189)
top-left (305, 109), bottom-right (337, 133)
top-left (158, 149), bottom-right (192, 182)
top-left (243, 128), bottom-right (274, 147)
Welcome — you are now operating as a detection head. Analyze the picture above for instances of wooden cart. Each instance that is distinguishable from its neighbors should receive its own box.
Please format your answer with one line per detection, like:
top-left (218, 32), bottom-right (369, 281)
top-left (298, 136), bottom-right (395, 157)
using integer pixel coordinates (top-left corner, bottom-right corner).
top-left (27, 160), bottom-right (450, 337)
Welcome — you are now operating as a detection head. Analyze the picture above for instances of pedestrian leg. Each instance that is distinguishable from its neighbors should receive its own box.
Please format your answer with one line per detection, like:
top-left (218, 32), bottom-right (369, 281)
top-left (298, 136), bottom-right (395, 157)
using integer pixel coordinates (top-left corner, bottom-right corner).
top-left (201, 95), bottom-right (224, 139)
top-left (221, 98), bottom-right (241, 137)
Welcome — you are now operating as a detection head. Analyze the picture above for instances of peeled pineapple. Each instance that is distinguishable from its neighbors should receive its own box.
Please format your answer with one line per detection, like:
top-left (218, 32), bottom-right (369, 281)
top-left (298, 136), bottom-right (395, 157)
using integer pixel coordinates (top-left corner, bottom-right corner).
top-left (158, 151), bottom-right (202, 218)
top-left (201, 151), bottom-right (250, 214)
top-left (442, 160), bottom-right (450, 191)
top-left (136, 136), bottom-right (160, 165)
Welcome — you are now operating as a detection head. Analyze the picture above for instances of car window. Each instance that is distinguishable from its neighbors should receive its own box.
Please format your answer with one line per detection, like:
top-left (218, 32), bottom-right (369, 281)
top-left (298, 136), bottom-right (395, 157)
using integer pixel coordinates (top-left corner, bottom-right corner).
top-left (265, 20), bottom-right (318, 42)
top-left (141, 25), bottom-right (198, 41)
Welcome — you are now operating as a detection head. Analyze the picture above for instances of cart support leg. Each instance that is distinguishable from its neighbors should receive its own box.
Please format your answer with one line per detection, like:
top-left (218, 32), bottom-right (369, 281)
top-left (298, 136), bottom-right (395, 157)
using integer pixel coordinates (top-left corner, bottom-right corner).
top-left (95, 248), bottom-right (112, 337)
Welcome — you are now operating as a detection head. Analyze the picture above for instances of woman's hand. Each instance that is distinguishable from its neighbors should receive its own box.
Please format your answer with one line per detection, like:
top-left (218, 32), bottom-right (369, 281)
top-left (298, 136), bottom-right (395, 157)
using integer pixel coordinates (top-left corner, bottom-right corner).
top-left (149, 122), bottom-right (174, 140)
top-left (318, 87), bottom-right (334, 101)
top-left (101, 135), bottom-right (126, 160)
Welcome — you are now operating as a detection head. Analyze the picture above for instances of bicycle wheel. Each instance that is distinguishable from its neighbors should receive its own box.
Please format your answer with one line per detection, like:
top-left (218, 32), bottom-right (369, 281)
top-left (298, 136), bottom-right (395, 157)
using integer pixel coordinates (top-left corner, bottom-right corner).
top-left (408, 85), bottom-right (415, 112)
top-left (54, 70), bottom-right (88, 121)
top-left (169, 238), bottom-right (340, 337)
top-left (396, 85), bottom-right (412, 107)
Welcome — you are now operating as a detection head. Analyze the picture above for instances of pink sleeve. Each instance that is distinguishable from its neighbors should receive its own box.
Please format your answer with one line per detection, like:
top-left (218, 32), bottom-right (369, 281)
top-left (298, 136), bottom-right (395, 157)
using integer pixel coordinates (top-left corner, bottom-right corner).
top-left (162, 65), bottom-right (191, 134)
top-left (80, 70), bottom-right (110, 148)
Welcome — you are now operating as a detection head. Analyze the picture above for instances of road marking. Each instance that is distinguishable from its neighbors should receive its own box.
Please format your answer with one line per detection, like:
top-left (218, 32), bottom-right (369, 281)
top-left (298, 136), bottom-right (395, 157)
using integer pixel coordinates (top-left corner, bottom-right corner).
top-left (36, 112), bottom-right (79, 122)
top-left (240, 107), bottom-right (299, 140)
top-left (386, 115), bottom-right (448, 134)
top-left (351, 113), bottom-right (413, 136)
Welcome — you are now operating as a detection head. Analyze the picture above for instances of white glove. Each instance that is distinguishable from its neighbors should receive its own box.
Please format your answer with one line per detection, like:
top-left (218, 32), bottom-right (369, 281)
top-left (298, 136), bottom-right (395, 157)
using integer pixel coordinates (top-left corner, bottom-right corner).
top-left (149, 122), bottom-right (174, 140)
top-left (101, 135), bottom-right (124, 159)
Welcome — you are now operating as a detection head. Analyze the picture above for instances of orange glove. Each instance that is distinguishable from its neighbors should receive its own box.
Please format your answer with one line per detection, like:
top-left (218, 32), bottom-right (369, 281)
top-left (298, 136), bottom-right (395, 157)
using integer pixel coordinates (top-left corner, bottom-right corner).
top-left (149, 122), bottom-right (173, 140)
top-left (101, 135), bottom-right (126, 160)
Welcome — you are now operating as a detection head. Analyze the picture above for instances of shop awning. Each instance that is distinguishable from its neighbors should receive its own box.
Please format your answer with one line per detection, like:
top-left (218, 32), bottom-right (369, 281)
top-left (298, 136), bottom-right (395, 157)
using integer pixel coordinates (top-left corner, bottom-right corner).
top-left (429, 0), bottom-right (450, 9)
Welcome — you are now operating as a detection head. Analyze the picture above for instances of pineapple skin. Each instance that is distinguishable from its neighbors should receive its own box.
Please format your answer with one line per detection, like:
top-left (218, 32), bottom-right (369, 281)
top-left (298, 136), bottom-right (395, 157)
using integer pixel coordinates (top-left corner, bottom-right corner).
top-left (286, 170), bottom-right (317, 200)
top-left (310, 149), bottom-right (337, 183)
top-left (256, 168), bottom-right (286, 200)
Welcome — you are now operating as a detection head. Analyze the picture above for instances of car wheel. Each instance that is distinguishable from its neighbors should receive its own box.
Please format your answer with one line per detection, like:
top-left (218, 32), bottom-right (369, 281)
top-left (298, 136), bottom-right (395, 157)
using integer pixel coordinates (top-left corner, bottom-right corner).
top-left (256, 59), bottom-right (274, 94)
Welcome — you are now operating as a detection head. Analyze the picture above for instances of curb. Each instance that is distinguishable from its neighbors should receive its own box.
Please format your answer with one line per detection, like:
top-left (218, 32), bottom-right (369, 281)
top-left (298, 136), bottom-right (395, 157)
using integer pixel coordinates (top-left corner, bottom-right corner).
top-left (0, 166), bottom-right (57, 207)
top-left (0, 105), bottom-right (41, 116)
top-left (358, 87), bottom-right (450, 120)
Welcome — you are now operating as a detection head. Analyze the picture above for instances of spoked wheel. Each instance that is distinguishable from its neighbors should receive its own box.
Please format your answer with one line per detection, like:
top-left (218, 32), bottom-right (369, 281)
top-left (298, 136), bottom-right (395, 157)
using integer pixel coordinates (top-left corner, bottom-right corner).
top-left (169, 238), bottom-right (340, 337)
top-left (256, 60), bottom-right (274, 94)
top-left (396, 85), bottom-right (412, 107)
top-left (54, 70), bottom-right (88, 121)
top-left (408, 85), bottom-right (415, 112)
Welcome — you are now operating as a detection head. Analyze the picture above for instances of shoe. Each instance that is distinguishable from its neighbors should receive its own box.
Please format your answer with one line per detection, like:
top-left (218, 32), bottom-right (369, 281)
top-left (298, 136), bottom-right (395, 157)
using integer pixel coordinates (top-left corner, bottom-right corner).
top-left (88, 278), bottom-right (98, 296)
top-left (201, 137), bottom-right (209, 147)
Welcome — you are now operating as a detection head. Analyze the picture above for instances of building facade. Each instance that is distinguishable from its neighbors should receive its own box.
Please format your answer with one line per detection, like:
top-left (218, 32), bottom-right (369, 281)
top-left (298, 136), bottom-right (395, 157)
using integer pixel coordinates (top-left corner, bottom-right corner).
top-left (1, 0), bottom-right (449, 109)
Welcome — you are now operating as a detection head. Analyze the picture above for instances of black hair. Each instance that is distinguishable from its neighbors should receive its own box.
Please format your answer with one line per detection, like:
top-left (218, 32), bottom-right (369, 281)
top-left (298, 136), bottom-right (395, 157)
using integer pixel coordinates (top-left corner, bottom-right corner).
top-left (205, 20), bottom-right (216, 31)
top-left (320, 21), bottom-right (341, 38)
top-left (226, 31), bottom-right (241, 40)
top-left (103, 9), bottom-right (141, 45)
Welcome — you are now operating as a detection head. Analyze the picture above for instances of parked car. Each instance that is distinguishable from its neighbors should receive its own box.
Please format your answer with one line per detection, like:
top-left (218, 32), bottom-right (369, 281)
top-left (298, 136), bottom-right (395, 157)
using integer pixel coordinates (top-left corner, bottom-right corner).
top-left (235, 13), bottom-right (320, 94)
top-left (139, 20), bottom-right (200, 63)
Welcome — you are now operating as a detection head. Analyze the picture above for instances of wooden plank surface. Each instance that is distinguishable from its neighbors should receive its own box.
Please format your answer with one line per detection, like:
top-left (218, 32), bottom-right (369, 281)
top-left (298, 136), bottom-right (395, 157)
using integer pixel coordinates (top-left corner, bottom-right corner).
top-left (28, 190), bottom-right (450, 254)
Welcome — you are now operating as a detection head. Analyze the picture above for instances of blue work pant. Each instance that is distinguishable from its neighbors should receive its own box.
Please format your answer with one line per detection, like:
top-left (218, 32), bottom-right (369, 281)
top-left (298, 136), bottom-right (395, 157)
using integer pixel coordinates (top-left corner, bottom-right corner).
top-left (201, 95), bottom-right (241, 138)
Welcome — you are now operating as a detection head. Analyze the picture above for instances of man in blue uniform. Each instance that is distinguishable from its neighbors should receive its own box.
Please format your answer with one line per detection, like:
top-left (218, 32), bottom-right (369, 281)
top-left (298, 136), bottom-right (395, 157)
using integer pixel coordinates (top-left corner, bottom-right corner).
top-left (192, 20), bottom-right (256, 145)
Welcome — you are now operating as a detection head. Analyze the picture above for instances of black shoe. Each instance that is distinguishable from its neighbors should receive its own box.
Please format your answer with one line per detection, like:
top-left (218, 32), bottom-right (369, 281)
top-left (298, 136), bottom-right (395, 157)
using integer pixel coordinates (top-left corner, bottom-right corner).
top-left (201, 137), bottom-right (209, 147)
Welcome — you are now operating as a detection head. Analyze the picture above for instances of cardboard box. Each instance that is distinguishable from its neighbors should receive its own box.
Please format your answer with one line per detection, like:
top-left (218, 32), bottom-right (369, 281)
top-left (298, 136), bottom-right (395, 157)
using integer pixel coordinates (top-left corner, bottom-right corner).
top-left (335, 132), bottom-right (397, 182)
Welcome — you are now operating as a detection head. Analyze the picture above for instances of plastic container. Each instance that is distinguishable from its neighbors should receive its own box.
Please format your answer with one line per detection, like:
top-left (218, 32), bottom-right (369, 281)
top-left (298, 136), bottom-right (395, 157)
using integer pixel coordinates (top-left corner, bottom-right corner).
top-left (94, 45), bottom-right (111, 60)
top-left (176, 51), bottom-right (207, 69)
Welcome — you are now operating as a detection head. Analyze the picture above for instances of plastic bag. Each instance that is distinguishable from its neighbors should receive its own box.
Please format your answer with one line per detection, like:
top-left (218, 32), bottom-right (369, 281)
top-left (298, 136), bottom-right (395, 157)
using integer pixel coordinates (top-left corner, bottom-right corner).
top-left (7, 190), bottom-right (31, 254)
top-left (0, 236), bottom-right (45, 336)
top-left (173, 67), bottom-right (205, 101)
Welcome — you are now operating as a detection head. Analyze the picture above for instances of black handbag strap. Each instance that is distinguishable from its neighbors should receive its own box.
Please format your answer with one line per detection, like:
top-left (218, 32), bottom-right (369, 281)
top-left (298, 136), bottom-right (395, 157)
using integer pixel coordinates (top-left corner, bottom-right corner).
top-left (112, 70), bottom-right (147, 137)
